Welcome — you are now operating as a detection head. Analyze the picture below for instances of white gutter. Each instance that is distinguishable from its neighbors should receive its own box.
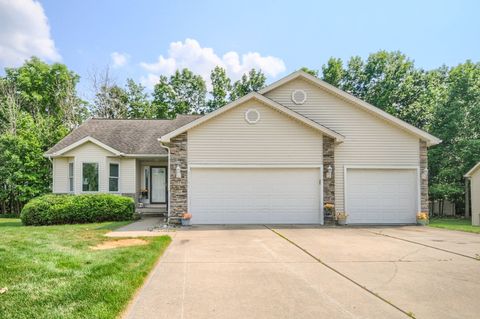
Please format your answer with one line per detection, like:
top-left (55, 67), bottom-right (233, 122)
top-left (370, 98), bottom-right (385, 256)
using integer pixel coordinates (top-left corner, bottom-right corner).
top-left (158, 138), bottom-right (171, 224)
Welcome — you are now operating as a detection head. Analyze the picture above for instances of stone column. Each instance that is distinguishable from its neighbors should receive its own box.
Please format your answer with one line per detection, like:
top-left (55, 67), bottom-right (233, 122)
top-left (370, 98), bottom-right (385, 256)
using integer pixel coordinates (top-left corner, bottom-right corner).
top-left (323, 136), bottom-right (335, 223)
top-left (169, 132), bottom-right (188, 223)
top-left (420, 140), bottom-right (429, 213)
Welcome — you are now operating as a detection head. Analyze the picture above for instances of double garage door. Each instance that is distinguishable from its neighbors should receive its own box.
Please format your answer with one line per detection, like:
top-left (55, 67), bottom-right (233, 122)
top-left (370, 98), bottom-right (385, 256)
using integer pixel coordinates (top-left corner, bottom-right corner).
top-left (189, 167), bottom-right (322, 224)
top-left (189, 167), bottom-right (418, 225)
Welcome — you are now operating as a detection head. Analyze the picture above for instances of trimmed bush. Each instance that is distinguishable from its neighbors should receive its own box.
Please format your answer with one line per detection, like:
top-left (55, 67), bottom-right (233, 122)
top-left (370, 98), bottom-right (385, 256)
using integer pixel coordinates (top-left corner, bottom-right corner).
top-left (21, 194), bottom-right (135, 226)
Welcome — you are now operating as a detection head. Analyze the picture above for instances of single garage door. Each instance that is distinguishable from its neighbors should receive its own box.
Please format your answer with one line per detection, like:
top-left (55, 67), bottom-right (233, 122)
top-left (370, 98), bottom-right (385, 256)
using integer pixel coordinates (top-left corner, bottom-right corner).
top-left (346, 168), bottom-right (418, 224)
top-left (189, 167), bottom-right (322, 224)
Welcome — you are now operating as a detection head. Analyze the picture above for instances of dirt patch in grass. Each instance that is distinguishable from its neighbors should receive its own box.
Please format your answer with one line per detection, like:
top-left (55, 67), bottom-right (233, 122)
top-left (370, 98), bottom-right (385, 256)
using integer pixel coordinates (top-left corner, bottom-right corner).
top-left (91, 239), bottom-right (148, 250)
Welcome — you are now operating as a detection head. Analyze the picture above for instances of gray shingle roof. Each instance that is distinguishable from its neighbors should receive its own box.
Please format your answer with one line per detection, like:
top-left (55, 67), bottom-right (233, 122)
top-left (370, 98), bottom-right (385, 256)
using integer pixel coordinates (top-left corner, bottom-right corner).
top-left (46, 115), bottom-right (202, 156)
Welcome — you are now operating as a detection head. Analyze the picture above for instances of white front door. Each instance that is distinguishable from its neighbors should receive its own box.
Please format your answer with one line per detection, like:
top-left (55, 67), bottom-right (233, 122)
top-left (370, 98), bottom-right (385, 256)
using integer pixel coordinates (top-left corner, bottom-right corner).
top-left (189, 167), bottom-right (322, 224)
top-left (346, 168), bottom-right (418, 224)
top-left (151, 167), bottom-right (166, 203)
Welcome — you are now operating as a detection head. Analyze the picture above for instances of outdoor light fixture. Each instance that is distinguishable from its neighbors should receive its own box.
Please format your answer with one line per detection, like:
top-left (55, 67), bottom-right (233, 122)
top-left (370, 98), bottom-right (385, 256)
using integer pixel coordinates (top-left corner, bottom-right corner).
top-left (326, 165), bottom-right (333, 179)
top-left (176, 165), bottom-right (181, 178)
top-left (421, 168), bottom-right (428, 180)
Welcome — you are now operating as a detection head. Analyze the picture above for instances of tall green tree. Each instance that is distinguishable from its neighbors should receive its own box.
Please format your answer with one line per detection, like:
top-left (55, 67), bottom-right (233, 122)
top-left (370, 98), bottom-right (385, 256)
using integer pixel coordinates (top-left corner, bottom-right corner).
top-left (321, 58), bottom-right (344, 87)
top-left (152, 69), bottom-right (207, 118)
top-left (125, 79), bottom-right (153, 119)
top-left (230, 69), bottom-right (267, 101)
top-left (429, 61), bottom-right (480, 204)
top-left (0, 58), bottom-right (84, 214)
top-left (1, 57), bottom-right (86, 128)
top-left (91, 84), bottom-right (129, 119)
top-left (207, 66), bottom-right (232, 112)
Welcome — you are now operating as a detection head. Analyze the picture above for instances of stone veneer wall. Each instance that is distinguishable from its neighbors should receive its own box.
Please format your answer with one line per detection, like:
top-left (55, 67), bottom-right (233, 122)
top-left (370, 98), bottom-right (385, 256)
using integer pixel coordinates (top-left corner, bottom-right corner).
top-left (420, 140), bottom-right (428, 212)
top-left (323, 136), bottom-right (335, 224)
top-left (169, 132), bottom-right (188, 223)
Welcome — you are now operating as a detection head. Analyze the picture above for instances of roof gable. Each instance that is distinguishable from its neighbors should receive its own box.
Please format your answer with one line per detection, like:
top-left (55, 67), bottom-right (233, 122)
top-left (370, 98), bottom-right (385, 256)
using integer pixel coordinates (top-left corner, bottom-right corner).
top-left (465, 162), bottom-right (480, 178)
top-left (159, 92), bottom-right (345, 143)
top-left (52, 136), bottom-right (121, 156)
top-left (260, 71), bottom-right (441, 146)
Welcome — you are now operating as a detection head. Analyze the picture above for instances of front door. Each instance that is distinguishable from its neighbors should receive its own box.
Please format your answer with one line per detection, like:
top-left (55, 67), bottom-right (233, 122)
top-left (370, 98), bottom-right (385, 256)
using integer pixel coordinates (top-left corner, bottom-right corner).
top-left (150, 166), bottom-right (167, 204)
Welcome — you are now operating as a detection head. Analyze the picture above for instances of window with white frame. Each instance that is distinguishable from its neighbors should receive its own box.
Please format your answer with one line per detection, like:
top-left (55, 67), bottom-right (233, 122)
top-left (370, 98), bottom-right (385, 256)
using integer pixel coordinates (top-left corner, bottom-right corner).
top-left (82, 163), bottom-right (99, 192)
top-left (109, 163), bottom-right (119, 192)
top-left (68, 162), bottom-right (74, 192)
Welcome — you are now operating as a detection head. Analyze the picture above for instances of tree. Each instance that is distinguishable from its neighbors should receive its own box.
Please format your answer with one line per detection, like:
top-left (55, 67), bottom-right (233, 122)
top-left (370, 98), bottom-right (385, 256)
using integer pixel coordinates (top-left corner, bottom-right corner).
top-left (207, 66), bottom-right (232, 112)
top-left (89, 67), bottom-right (129, 119)
top-left (299, 67), bottom-right (319, 77)
top-left (230, 69), bottom-right (267, 101)
top-left (429, 61), bottom-right (480, 206)
top-left (152, 69), bottom-right (207, 119)
top-left (0, 58), bottom-right (84, 214)
top-left (0, 112), bottom-right (67, 214)
top-left (321, 58), bottom-right (344, 87)
top-left (1, 57), bottom-right (86, 128)
top-left (125, 79), bottom-right (153, 119)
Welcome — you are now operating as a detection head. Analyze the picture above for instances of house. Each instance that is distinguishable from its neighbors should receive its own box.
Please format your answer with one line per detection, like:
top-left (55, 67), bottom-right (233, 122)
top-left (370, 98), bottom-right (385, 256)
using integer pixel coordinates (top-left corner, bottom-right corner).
top-left (465, 163), bottom-right (480, 226)
top-left (45, 71), bottom-right (441, 225)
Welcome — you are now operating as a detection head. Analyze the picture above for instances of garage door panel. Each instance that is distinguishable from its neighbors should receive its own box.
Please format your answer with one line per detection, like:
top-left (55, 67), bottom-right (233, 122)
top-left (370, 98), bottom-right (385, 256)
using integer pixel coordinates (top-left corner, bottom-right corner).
top-left (346, 169), bottom-right (417, 224)
top-left (190, 168), bottom-right (321, 224)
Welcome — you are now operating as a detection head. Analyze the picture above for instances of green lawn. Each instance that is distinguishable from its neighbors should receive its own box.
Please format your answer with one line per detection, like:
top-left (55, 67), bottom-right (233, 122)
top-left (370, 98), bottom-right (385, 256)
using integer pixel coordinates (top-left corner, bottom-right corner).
top-left (0, 218), bottom-right (171, 319)
top-left (429, 217), bottom-right (480, 234)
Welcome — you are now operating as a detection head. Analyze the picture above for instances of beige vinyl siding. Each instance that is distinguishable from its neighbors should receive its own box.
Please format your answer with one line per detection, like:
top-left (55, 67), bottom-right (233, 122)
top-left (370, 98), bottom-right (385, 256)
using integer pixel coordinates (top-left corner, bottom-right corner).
top-left (265, 78), bottom-right (420, 212)
top-left (52, 157), bottom-right (70, 193)
top-left (188, 100), bottom-right (323, 164)
top-left (471, 171), bottom-right (480, 225)
top-left (108, 158), bottom-right (136, 194)
top-left (63, 142), bottom-right (115, 193)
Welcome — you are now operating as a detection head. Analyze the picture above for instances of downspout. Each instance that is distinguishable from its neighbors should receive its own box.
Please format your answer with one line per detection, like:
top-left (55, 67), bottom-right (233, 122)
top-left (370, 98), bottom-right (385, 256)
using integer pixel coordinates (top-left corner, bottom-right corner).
top-left (465, 177), bottom-right (470, 218)
top-left (158, 139), bottom-right (171, 224)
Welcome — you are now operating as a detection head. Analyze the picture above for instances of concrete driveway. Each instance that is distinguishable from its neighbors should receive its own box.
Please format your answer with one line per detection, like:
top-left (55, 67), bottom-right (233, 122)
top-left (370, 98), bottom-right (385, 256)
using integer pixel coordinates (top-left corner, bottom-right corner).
top-left (123, 226), bottom-right (480, 319)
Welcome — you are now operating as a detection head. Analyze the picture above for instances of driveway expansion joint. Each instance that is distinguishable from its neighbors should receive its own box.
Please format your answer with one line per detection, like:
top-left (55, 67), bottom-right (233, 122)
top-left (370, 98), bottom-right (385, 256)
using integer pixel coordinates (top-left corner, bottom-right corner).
top-left (366, 229), bottom-right (479, 261)
top-left (265, 225), bottom-right (415, 319)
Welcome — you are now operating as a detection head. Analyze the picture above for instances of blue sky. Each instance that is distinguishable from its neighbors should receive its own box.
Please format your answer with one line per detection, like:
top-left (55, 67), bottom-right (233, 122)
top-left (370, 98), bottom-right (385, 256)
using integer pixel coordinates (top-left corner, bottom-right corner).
top-left (1, 0), bottom-right (479, 99)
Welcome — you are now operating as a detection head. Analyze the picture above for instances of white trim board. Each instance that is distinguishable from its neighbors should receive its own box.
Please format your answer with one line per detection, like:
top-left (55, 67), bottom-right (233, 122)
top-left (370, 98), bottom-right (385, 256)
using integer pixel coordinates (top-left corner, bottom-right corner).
top-left (48, 136), bottom-right (123, 157)
top-left (259, 71), bottom-right (441, 147)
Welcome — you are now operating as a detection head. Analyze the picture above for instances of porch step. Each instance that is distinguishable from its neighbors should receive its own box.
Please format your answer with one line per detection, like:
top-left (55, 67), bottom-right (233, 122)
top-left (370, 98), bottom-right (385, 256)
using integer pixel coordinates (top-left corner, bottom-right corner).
top-left (136, 204), bottom-right (167, 218)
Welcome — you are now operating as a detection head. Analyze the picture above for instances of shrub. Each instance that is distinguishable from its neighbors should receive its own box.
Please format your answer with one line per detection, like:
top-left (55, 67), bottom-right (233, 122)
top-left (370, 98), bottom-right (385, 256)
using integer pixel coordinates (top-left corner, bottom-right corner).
top-left (21, 194), bottom-right (135, 226)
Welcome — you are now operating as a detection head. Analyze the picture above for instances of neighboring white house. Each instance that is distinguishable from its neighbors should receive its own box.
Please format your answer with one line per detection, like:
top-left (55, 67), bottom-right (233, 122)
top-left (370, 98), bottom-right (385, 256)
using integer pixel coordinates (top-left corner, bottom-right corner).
top-left (465, 163), bottom-right (480, 226)
top-left (46, 71), bottom-right (441, 225)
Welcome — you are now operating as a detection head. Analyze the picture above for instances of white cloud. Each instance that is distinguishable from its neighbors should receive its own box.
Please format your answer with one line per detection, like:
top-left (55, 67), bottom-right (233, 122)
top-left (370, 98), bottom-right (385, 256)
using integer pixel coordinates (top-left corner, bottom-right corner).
top-left (140, 38), bottom-right (286, 88)
top-left (0, 0), bottom-right (61, 68)
top-left (110, 51), bottom-right (129, 68)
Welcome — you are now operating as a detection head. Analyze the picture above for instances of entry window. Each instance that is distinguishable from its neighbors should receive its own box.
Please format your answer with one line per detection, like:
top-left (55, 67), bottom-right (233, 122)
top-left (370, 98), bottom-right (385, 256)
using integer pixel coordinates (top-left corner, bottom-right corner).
top-left (109, 163), bottom-right (119, 192)
top-left (68, 162), bottom-right (74, 192)
top-left (82, 163), bottom-right (99, 192)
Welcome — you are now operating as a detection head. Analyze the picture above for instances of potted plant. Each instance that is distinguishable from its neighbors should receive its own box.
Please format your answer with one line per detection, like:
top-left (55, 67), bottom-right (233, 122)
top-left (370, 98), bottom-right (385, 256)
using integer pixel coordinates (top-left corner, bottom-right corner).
top-left (335, 212), bottom-right (348, 226)
top-left (181, 212), bottom-right (192, 226)
top-left (324, 202), bottom-right (335, 220)
top-left (140, 188), bottom-right (149, 204)
top-left (416, 212), bottom-right (429, 226)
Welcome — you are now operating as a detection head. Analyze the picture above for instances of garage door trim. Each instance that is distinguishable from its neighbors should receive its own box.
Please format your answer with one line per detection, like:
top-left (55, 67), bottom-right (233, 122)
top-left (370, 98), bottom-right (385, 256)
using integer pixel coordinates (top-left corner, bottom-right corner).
top-left (344, 165), bottom-right (421, 217)
top-left (188, 164), bottom-right (324, 224)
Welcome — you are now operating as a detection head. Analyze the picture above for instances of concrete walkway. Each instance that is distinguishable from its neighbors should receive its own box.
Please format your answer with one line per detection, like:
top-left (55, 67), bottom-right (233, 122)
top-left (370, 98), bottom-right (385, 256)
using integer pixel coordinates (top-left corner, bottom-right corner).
top-left (106, 217), bottom-right (175, 238)
top-left (122, 225), bottom-right (480, 319)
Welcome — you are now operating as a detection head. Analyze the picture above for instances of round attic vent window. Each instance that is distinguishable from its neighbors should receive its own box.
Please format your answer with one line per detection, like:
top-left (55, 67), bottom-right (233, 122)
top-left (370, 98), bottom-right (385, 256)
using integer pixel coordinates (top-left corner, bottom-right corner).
top-left (245, 109), bottom-right (260, 124)
top-left (292, 89), bottom-right (307, 105)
